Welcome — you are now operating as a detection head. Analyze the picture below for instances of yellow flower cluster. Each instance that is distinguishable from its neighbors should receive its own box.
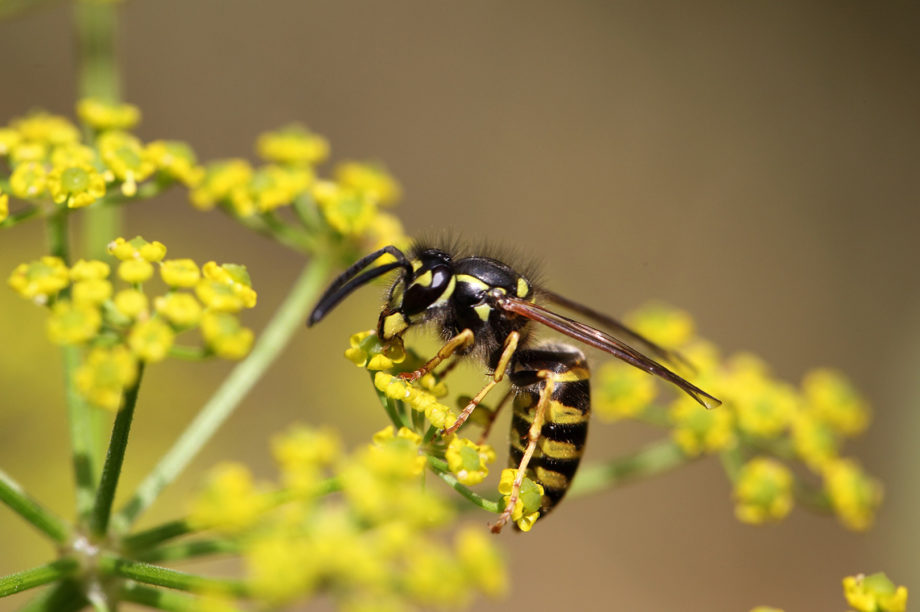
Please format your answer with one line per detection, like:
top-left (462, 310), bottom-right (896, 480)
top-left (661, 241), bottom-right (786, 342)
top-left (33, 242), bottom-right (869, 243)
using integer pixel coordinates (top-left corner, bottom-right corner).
top-left (843, 573), bottom-right (908, 612)
top-left (7, 236), bottom-right (257, 409)
top-left (0, 101), bottom-right (204, 221)
top-left (596, 302), bottom-right (882, 531)
top-left (497, 469), bottom-right (544, 532)
top-left (189, 123), bottom-right (408, 252)
top-left (188, 424), bottom-right (507, 610)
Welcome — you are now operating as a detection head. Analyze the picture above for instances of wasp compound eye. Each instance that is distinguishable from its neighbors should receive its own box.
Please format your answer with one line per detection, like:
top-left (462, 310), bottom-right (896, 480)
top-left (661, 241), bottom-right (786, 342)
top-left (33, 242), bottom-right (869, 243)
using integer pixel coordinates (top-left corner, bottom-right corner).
top-left (402, 264), bottom-right (452, 315)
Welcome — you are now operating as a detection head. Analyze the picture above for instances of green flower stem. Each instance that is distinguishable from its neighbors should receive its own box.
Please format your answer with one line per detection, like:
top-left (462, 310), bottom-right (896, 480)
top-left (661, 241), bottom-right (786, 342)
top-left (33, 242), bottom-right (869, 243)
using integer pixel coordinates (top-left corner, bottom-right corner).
top-left (372, 375), bottom-right (409, 430)
top-left (0, 469), bottom-right (70, 543)
top-left (427, 456), bottom-right (501, 514)
top-left (65, 343), bottom-right (98, 524)
top-left (0, 558), bottom-right (79, 598)
top-left (567, 439), bottom-right (691, 498)
top-left (137, 538), bottom-right (240, 563)
top-left (0, 0), bottom-right (59, 19)
top-left (75, 0), bottom-right (122, 260)
top-left (718, 444), bottom-right (745, 484)
top-left (17, 581), bottom-right (86, 612)
top-left (89, 362), bottom-right (145, 537)
top-left (120, 519), bottom-right (193, 552)
top-left (98, 553), bottom-right (247, 595)
top-left (118, 581), bottom-right (244, 612)
top-left (167, 345), bottom-right (210, 360)
top-left (0, 205), bottom-right (41, 228)
top-left (229, 208), bottom-right (314, 253)
top-left (112, 255), bottom-right (332, 533)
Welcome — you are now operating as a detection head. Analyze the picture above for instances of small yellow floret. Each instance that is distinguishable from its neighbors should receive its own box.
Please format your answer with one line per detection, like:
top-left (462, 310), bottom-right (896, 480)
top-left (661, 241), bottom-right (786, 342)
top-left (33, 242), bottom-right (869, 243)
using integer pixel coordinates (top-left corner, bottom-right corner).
top-left (69, 260), bottom-right (110, 281)
top-left (8, 256), bottom-right (70, 303)
top-left (113, 288), bottom-right (148, 319)
top-left (256, 123), bottom-right (329, 166)
top-left (445, 437), bottom-right (496, 486)
top-left (843, 573), bottom-right (908, 612)
top-left (803, 368), bottom-right (870, 437)
top-left (9, 161), bottom-right (48, 199)
top-left (154, 293), bottom-right (202, 327)
top-left (313, 180), bottom-right (377, 237)
top-left (189, 158), bottom-right (252, 211)
top-left (201, 311), bottom-right (254, 359)
top-left (118, 259), bottom-right (154, 283)
top-left (334, 161), bottom-right (402, 206)
top-left (625, 302), bottom-right (696, 349)
top-left (0, 191), bottom-right (7, 223)
top-left (47, 301), bottom-right (101, 345)
top-left (823, 458), bottom-right (883, 531)
top-left (75, 346), bottom-right (138, 411)
top-left (160, 259), bottom-right (201, 288)
top-left (128, 317), bottom-right (175, 362)
top-left (669, 396), bottom-right (736, 456)
top-left (595, 360), bottom-right (657, 421)
top-left (189, 462), bottom-right (268, 532)
top-left (97, 131), bottom-right (155, 196)
top-left (72, 278), bottom-right (113, 306)
top-left (733, 457), bottom-right (794, 525)
top-left (47, 163), bottom-right (107, 208)
top-left (11, 111), bottom-right (79, 146)
top-left (76, 98), bottom-right (141, 131)
top-left (146, 140), bottom-right (204, 187)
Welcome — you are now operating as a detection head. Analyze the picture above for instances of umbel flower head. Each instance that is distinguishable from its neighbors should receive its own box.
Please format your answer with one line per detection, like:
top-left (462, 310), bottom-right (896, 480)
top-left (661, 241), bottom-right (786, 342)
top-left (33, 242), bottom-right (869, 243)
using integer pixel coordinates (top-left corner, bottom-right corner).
top-left (7, 236), bottom-right (258, 410)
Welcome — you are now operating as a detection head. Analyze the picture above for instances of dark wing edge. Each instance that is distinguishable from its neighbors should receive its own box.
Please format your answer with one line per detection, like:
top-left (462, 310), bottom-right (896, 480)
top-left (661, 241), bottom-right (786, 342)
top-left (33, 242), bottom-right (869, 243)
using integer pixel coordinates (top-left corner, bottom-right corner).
top-left (538, 288), bottom-right (696, 372)
top-left (498, 296), bottom-right (721, 410)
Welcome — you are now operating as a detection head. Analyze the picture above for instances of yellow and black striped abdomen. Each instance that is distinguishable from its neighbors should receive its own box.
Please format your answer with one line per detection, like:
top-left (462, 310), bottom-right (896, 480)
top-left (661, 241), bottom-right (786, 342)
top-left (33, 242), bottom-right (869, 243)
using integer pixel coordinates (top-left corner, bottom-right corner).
top-left (508, 344), bottom-right (590, 518)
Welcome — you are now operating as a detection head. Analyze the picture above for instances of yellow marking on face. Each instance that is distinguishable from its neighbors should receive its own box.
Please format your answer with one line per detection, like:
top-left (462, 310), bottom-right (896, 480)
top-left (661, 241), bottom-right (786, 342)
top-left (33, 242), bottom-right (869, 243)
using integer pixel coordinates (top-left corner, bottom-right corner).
top-left (473, 303), bottom-right (491, 322)
top-left (411, 259), bottom-right (423, 271)
top-left (456, 274), bottom-right (490, 291)
top-left (429, 275), bottom-right (456, 307)
top-left (517, 277), bottom-right (529, 297)
top-left (381, 312), bottom-right (408, 339)
top-left (414, 269), bottom-right (433, 288)
top-left (534, 467), bottom-right (570, 489)
top-left (539, 438), bottom-right (580, 459)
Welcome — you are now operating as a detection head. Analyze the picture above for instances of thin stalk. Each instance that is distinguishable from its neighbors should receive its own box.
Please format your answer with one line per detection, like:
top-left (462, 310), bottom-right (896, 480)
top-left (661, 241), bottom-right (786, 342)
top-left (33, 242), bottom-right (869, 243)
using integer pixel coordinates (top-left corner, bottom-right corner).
top-left (16, 581), bottom-right (86, 612)
top-left (98, 553), bottom-right (247, 595)
top-left (120, 519), bottom-right (193, 552)
top-left (0, 558), bottom-right (79, 598)
top-left (89, 363), bottom-right (145, 537)
top-left (74, 0), bottom-right (122, 259)
top-left (136, 538), bottom-right (240, 563)
top-left (0, 469), bottom-right (70, 544)
top-left (427, 456), bottom-right (501, 514)
top-left (112, 255), bottom-right (332, 532)
top-left (567, 438), bottom-right (692, 498)
top-left (118, 581), bottom-right (244, 612)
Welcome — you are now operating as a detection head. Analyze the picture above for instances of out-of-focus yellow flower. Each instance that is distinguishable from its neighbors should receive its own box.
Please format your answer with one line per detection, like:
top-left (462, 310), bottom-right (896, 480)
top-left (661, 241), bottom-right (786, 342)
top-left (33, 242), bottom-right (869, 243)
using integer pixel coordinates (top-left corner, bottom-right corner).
top-left (12, 111), bottom-right (80, 146)
top-left (733, 457), bottom-right (794, 525)
top-left (364, 212), bottom-right (410, 253)
top-left (189, 159), bottom-right (253, 211)
top-left (335, 161), bottom-right (402, 206)
top-left (75, 346), bottom-right (138, 411)
top-left (10, 141), bottom-right (48, 165)
top-left (595, 360), bottom-right (657, 421)
top-left (345, 330), bottom-right (406, 370)
top-left (50, 143), bottom-right (96, 167)
top-left (312, 180), bottom-right (376, 237)
top-left (97, 131), bottom-right (155, 196)
top-left (256, 123), bottom-right (329, 166)
top-left (722, 354), bottom-right (796, 438)
top-left (107, 236), bottom-right (167, 262)
top-left (625, 302), bottom-right (695, 350)
top-left (244, 532), bottom-right (319, 605)
top-left (160, 258), bottom-right (201, 288)
top-left (403, 541), bottom-right (469, 609)
top-left (455, 526), bottom-right (508, 597)
top-left (0, 127), bottom-right (22, 155)
top-left (113, 288), bottom-right (148, 319)
top-left (72, 278), bottom-right (113, 306)
top-left (497, 469), bottom-right (543, 532)
top-left (0, 191), bottom-right (8, 223)
top-left (70, 259), bottom-right (110, 281)
top-left (669, 396), bottom-right (736, 456)
top-left (9, 161), bottom-right (48, 199)
top-left (843, 572), bottom-right (907, 612)
top-left (791, 411), bottom-right (840, 471)
top-left (445, 437), bottom-right (496, 486)
top-left (128, 317), bottom-right (175, 362)
top-left (200, 311), bottom-right (253, 359)
top-left (232, 164), bottom-right (312, 214)
top-left (46, 301), bottom-right (101, 345)
top-left (8, 256), bottom-right (69, 303)
top-left (147, 140), bottom-right (204, 187)
top-left (196, 262), bottom-right (257, 312)
top-left (47, 163), bottom-right (107, 209)
top-left (154, 293), bottom-right (203, 327)
top-left (802, 368), bottom-right (870, 437)
top-left (189, 462), bottom-right (269, 533)
top-left (272, 426), bottom-right (341, 493)
top-left (76, 98), bottom-right (141, 131)
top-left (823, 458), bottom-right (883, 531)
top-left (118, 259), bottom-right (155, 283)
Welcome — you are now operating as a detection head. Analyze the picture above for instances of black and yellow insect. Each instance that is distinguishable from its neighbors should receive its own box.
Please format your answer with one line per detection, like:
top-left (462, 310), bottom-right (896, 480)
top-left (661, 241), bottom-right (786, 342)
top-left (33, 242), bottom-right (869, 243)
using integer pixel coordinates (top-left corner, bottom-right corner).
top-left (308, 244), bottom-right (720, 532)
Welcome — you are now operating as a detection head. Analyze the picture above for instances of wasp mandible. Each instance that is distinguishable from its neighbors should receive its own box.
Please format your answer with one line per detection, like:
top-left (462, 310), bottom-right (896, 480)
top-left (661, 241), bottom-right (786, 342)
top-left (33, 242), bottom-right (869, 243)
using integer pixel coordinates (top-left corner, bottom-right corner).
top-left (308, 244), bottom-right (720, 532)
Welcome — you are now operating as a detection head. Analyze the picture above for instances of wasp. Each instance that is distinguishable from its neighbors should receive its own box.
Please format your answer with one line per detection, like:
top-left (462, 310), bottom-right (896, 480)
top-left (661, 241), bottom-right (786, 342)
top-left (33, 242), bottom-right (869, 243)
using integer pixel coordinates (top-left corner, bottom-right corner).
top-left (308, 244), bottom-right (720, 532)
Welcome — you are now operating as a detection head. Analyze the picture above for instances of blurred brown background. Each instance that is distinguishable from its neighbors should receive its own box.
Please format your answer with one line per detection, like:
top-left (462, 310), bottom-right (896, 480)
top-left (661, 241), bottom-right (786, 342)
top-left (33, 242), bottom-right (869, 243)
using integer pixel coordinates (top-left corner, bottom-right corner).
top-left (1, 2), bottom-right (919, 610)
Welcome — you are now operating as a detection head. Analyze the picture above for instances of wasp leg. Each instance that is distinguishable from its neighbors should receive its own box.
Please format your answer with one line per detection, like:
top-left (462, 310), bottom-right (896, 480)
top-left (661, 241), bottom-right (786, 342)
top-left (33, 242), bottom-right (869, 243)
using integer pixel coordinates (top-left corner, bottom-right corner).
top-left (492, 369), bottom-right (555, 533)
top-left (442, 331), bottom-right (520, 436)
top-left (399, 328), bottom-right (475, 382)
top-left (476, 390), bottom-right (513, 446)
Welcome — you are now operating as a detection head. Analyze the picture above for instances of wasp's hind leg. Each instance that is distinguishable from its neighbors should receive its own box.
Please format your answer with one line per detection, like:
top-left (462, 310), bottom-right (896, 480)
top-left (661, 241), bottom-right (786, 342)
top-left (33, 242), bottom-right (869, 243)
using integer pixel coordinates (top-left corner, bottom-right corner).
top-left (442, 331), bottom-right (520, 436)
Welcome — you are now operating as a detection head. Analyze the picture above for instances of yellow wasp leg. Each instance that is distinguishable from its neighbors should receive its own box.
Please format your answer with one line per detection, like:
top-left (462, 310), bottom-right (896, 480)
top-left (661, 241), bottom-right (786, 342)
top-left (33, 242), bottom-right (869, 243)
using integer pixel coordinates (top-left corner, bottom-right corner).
top-left (491, 370), bottom-right (555, 534)
top-left (442, 331), bottom-right (520, 436)
top-left (399, 328), bottom-right (475, 382)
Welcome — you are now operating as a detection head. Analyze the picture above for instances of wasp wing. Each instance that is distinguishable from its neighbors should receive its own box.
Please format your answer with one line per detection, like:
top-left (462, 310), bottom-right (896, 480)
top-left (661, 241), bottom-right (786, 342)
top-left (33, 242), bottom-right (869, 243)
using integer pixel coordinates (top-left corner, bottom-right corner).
top-left (497, 296), bottom-right (721, 410)
top-left (538, 288), bottom-right (694, 372)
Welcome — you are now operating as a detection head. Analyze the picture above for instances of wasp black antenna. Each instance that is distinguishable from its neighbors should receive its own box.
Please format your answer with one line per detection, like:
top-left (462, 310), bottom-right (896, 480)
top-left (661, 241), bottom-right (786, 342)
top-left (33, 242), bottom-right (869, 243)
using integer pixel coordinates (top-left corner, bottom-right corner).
top-left (308, 246), bottom-right (412, 326)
